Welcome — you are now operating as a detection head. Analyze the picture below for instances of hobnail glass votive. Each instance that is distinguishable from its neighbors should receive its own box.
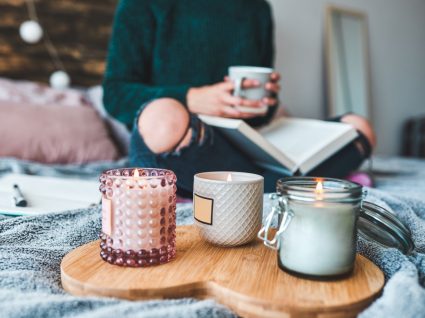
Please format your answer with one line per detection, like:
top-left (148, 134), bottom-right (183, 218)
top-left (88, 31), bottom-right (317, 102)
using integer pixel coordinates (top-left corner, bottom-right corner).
top-left (98, 168), bottom-right (177, 267)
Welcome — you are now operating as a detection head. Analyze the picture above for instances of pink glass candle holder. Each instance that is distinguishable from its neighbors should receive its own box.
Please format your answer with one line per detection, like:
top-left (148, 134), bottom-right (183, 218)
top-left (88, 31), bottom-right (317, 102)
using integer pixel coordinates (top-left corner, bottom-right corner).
top-left (98, 168), bottom-right (177, 267)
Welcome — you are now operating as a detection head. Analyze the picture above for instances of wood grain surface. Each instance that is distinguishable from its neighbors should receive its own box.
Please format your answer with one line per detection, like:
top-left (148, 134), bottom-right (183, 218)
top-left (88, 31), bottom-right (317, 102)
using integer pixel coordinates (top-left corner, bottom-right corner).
top-left (0, 0), bottom-right (117, 86)
top-left (61, 226), bottom-right (384, 318)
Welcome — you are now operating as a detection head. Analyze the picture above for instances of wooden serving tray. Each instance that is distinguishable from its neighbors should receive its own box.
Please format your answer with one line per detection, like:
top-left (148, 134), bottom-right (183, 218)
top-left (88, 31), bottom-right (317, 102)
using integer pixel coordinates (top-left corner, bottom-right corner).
top-left (61, 226), bottom-right (384, 318)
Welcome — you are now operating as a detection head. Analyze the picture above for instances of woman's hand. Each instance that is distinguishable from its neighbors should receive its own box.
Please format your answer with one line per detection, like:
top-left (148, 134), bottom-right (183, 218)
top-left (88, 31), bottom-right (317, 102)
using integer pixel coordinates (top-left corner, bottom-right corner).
top-left (264, 72), bottom-right (281, 105)
top-left (187, 80), bottom-right (265, 119)
top-left (225, 71), bottom-right (281, 108)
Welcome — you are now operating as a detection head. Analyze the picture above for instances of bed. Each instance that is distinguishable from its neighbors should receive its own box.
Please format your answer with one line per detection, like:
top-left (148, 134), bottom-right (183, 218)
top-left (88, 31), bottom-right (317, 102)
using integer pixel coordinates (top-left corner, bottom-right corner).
top-left (0, 156), bottom-right (424, 318)
top-left (0, 1), bottom-right (424, 317)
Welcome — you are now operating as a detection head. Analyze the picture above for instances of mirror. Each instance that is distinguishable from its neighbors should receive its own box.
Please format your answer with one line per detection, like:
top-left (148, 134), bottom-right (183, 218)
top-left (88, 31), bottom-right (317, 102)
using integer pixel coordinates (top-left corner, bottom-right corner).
top-left (325, 6), bottom-right (372, 120)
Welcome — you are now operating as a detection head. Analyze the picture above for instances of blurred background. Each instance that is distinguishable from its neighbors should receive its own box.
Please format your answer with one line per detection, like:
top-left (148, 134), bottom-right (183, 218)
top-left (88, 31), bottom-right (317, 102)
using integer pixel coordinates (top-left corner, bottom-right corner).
top-left (269, 0), bottom-right (425, 156)
top-left (0, 0), bottom-right (424, 158)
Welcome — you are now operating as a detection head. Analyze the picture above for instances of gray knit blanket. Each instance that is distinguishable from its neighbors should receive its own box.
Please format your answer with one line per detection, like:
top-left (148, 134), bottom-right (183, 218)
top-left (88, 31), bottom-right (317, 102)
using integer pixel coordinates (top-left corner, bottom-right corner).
top-left (0, 156), bottom-right (424, 318)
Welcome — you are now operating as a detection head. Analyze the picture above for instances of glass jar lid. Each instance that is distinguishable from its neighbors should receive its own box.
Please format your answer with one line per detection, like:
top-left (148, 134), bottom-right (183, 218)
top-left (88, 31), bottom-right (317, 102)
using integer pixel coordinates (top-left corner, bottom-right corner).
top-left (358, 201), bottom-right (415, 254)
top-left (275, 177), bottom-right (414, 254)
top-left (276, 177), bottom-right (363, 203)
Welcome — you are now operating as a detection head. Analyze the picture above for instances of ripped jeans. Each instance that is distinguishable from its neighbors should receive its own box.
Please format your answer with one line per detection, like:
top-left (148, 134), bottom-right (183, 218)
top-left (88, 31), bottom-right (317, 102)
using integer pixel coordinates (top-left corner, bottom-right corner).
top-left (129, 104), bottom-right (371, 197)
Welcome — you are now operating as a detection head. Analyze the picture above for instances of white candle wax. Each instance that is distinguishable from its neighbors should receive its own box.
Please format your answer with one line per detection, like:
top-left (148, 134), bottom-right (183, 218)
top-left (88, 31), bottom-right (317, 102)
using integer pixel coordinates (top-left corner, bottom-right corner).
top-left (279, 200), bottom-right (358, 276)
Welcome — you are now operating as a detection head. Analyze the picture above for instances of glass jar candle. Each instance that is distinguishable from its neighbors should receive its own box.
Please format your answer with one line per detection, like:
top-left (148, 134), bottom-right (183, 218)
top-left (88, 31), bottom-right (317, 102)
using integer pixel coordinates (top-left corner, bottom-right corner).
top-left (98, 168), bottom-right (177, 267)
top-left (259, 177), bottom-right (363, 278)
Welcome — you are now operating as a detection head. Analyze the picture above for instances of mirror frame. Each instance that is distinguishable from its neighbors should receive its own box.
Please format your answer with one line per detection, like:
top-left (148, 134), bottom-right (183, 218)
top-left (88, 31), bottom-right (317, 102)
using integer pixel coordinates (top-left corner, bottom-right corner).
top-left (325, 5), bottom-right (373, 120)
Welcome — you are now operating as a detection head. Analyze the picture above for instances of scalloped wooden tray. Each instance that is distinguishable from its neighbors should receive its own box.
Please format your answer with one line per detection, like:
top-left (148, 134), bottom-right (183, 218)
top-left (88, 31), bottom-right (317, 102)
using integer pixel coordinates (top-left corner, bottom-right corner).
top-left (61, 226), bottom-right (384, 318)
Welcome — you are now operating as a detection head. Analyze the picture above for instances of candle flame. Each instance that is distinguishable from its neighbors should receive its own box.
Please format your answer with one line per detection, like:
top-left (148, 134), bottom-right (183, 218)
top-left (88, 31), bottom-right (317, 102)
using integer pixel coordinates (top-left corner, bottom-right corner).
top-left (227, 173), bottom-right (232, 182)
top-left (315, 179), bottom-right (324, 200)
top-left (133, 169), bottom-right (139, 178)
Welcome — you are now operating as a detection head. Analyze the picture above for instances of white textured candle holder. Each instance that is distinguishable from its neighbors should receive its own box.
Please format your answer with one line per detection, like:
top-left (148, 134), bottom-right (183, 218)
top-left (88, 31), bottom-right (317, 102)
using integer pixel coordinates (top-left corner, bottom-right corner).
top-left (193, 172), bottom-right (263, 246)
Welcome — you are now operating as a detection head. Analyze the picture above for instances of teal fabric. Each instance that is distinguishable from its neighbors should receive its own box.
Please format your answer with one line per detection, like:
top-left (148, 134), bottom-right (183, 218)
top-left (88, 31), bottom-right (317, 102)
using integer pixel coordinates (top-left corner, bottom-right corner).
top-left (103, 0), bottom-right (276, 129)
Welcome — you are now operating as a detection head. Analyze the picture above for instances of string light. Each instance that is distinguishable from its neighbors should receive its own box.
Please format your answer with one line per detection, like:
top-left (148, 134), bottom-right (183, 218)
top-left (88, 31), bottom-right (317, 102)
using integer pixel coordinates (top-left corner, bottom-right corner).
top-left (19, 20), bottom-right (43, 43)
top-left (19, 0), bottom-right (71, 88)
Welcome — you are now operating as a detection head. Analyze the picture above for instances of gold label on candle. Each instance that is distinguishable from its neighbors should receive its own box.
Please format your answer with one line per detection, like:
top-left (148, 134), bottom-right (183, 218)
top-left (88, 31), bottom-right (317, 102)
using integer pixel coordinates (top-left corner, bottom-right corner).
top-left (194, 194), bottom-right (213, 225)
top-left (101, 197), bottom-right (112, 236)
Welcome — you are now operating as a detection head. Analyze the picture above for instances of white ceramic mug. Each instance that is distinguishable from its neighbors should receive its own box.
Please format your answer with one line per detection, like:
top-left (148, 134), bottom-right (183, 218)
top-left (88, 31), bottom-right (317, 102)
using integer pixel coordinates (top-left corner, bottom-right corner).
top-left (228, 66), bottom-right (273, 114)
top-left (193, 171), bottom-right (264, 246)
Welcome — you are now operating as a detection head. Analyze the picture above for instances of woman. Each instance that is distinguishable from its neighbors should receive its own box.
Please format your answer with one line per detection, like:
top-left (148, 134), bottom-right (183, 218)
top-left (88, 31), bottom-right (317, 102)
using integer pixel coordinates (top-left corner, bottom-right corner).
top-left (103, 0), bottom-right (375, 196)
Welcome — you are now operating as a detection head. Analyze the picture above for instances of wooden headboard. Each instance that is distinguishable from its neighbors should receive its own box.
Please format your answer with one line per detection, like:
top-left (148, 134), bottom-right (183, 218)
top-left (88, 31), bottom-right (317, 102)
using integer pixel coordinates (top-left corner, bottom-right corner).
top-left (0, 0), bottom-right (118, 86)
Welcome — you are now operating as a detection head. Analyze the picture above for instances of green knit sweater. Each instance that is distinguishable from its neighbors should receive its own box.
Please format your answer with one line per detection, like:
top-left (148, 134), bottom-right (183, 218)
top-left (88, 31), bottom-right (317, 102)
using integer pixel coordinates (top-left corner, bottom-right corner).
top-left (103, 0), bottom-right (276, 129)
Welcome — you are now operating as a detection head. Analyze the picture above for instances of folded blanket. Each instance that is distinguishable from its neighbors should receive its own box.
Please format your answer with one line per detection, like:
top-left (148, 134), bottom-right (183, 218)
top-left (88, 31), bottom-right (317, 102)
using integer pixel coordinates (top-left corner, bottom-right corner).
top-left (0, 156), bottom-right (424, 318)
top-left (358, 189), bottom-right (425, 318)
top-left (0, 205), bottom-right (238, 318)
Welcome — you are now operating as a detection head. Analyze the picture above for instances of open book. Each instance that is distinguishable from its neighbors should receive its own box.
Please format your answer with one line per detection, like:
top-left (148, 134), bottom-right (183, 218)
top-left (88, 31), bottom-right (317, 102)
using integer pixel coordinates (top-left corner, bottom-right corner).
top-left (0, 174), bottom-right (100, 216)
top-left (199, 115), bottom-right (358, 175)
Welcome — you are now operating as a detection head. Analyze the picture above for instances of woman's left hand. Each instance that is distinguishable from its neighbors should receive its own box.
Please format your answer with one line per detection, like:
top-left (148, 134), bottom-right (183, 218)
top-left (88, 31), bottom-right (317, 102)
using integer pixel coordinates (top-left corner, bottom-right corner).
top-left (225, 72), bottom-right (281, 107)
top-left (263, 72), bottom-right (281, 106)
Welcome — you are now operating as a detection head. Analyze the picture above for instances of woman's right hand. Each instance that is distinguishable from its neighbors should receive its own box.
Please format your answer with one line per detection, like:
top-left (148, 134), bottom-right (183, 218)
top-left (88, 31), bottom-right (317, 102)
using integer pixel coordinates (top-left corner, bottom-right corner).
top-left (187, 80), bottom-right (264, 119)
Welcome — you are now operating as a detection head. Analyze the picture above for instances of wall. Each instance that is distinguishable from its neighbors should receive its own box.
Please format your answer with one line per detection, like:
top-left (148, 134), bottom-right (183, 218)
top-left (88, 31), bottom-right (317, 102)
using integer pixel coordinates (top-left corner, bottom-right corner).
top-left (268, 0), bottom-right (425, 155)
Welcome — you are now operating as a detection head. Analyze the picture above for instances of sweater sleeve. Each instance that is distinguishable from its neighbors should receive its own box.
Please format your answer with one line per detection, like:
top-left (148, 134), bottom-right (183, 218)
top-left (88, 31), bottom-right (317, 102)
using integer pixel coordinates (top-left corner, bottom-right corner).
top-left (245, 0), bottom-right (278, 128)
top-left (102, 0), bottom-right (190, 129)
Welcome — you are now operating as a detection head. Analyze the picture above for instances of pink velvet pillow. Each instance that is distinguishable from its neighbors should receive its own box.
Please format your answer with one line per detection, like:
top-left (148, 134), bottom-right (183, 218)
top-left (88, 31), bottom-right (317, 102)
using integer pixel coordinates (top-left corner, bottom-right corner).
top-left (0, 77), bottom-right (91, 107)
top-left (0, 101), bottom-right (120, 163)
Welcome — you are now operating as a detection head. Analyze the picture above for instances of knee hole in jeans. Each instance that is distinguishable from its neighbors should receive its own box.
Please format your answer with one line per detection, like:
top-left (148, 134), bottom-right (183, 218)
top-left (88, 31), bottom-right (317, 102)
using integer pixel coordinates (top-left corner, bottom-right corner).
top-left (137, 98), bottom-right (191, 154)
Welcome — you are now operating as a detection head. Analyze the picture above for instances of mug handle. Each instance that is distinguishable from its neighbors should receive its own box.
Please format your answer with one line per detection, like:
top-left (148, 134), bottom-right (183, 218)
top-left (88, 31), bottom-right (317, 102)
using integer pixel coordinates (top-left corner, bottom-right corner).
top-left (233, 77), bottom-right (246, 97)
top-left (258, 193), bottom-right (293, 250)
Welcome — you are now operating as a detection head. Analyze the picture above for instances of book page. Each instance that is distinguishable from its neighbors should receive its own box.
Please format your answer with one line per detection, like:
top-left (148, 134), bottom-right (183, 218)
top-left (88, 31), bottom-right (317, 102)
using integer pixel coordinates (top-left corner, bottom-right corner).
top-left (259, 118), bottom-right (355, 167)
top-left (199, 115), bottom-right (356, 173)
top-left (0, 174), bottom-right (100, 216)
top-left (200, 115), bottom-right (297, 171)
